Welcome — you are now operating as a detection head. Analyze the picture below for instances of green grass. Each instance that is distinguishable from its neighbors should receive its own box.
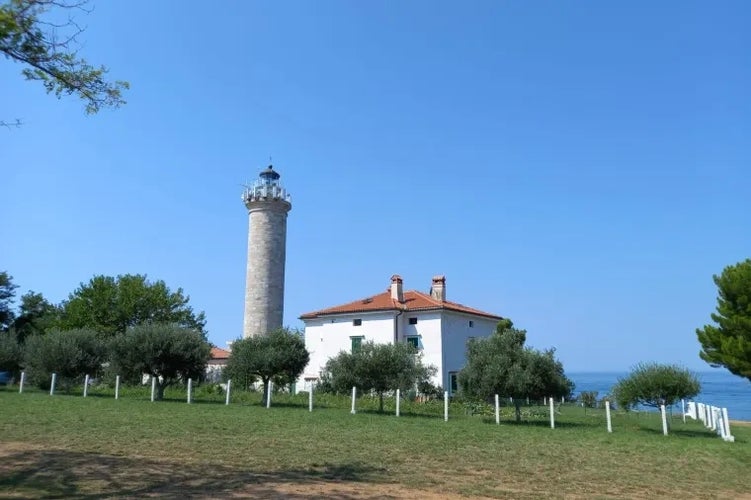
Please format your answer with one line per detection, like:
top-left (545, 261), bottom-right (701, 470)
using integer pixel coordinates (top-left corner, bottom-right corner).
top-left (1, 385), bottom-right (750, 499)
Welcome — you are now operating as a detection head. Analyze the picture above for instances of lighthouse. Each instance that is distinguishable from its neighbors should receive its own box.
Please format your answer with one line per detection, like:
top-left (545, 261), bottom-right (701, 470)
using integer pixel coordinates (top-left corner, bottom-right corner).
top-left (242, 165), bottom-right (292, 338)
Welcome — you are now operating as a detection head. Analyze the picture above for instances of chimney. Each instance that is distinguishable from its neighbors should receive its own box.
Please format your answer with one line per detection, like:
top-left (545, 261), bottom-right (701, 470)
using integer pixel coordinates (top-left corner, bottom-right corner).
top-left (390, 274), bottom-right (404, 303)
top-left (430, 275), bottom-right (446, 301)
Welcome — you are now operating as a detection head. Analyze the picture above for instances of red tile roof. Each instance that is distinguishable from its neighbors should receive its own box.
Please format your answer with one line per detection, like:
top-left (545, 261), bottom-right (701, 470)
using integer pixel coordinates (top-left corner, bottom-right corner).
top-left (210, 347), bottom-right (231, 360)
top-left (300, 289), bottom-right (502, 321)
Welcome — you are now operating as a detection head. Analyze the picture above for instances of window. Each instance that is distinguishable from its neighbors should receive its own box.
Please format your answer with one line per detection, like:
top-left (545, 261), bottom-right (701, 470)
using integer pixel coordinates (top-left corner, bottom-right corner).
top-left (406, 336), bottom-right (419, 349)
top-left (449, 372), bottom-right (458, 393)
top-left (353, 318), bottom-right (362, 326)
top-left (350, 336), bottom-right (363, 353)
top-left (469, 320), bottom-right (474, 328)
top-left (408, 317), bottom-right (418, 325)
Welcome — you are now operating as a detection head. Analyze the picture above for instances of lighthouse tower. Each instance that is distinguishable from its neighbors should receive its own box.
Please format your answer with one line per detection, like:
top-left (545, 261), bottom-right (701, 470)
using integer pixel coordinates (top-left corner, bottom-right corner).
top-left (242, 165), bottom-right (292, 338)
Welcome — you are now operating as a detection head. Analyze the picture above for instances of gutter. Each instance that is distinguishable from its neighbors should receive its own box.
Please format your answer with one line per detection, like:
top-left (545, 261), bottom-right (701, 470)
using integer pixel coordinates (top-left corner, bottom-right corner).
top-left (393, 308), bottom-right (403, 344)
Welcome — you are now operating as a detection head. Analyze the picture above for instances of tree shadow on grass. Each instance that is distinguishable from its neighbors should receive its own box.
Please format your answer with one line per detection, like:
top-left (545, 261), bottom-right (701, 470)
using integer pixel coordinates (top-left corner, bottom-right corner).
top-left (0, 448), bottom-right (390, 499)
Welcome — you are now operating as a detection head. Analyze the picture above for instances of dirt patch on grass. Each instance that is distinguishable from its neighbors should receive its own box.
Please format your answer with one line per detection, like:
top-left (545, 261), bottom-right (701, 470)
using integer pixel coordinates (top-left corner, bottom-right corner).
top-left (0, 442), bottom-right (485, 499)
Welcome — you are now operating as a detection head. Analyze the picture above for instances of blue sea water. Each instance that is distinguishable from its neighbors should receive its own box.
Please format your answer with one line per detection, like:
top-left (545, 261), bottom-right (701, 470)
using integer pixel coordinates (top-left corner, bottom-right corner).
top-left (569, 371), bottom-right (751, 422)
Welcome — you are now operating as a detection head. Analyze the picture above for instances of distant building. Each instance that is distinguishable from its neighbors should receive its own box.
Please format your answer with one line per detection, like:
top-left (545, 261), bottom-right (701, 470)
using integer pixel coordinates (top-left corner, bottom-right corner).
top-left (206, 346), bottom-right (231, 382)
top-left (297, 275), bottom-right (503, 394)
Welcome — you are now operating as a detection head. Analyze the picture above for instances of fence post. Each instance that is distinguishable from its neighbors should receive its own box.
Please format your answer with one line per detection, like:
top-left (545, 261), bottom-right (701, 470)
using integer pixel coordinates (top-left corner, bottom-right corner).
top-left (187, 378), bottom-right (192, 404)
top-left (266, 380), bottom-right (272, 409)
top-left (83, 374), bottom-right (89, 397)
top-left (18, 371), bottom-right (25, 394)
top-left (225, 379), bottom-right (231, 406)
top-left (606, 400), bottom-right (612, 433)
top-left (444, 391), bottom-right (449, 422)
top-left (495, 394), bottom-right (500, 425)
top-left (150, 377), bottom-right (156, 402)
top-left (350, 386), bottom-right (356, 414)
top-left (309, 382), bottom-right (313, 412)
top-left (549, 396), bottom-right (555, 429)
top-left (396, 388), bottom-right (400, 417)
top-left (115, 375), bottom-right (120, 400)
top-left (50, 373), bottom-right (56, 396)
top-left (681, 399), bottom-right (686, 423)
top-left (722, 408), bottom-right (734, 442)
top-left (660, 405), bottom-right (668, 435)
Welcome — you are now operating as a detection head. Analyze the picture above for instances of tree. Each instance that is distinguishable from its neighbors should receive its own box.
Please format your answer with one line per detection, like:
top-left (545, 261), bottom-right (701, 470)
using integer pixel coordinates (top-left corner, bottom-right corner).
top-left (60, 274), bottom-right (207, 339)
top-left (696, 258), bottom-right (751, 382)
top-left (322, 341), bottom-right (436, 412)
top-left (0, 330), bottom-right (22, 374)
top-left (224, 328), bottom-right (309, 406)
top-left (458, 320), bottom-right (574, 422)
top-left (109, 323), bottom-right (211, 400)
top-left (23, 327), bottom-right (106, 390)
top-left (612, 363), bottom-right (700, 412)
top-left (1, 0), bottom-right (128, 116)
top-left (0, 271), bottom-right (18, 330)
top-left (10, 291), bottom-right (60, 342)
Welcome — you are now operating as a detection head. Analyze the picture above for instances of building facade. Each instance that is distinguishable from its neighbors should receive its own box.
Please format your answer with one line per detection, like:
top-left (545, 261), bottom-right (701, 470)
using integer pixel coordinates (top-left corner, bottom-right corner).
top-left (298, 275), bottom-right (503, 394)
top-left (241, 165), bottom-right (291, 338)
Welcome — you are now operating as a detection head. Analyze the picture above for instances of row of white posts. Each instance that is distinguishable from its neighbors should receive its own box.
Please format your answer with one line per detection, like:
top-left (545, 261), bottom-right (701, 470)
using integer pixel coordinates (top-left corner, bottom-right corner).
top-left (685, 401), bottom-right (734, 442)
top-left (23, 374), bottom-right (730, 439)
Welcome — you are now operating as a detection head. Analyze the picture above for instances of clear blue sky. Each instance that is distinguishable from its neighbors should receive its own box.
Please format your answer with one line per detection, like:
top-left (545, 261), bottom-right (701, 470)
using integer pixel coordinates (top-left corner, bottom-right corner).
top-left (3, 1), bottom-right (749, 372)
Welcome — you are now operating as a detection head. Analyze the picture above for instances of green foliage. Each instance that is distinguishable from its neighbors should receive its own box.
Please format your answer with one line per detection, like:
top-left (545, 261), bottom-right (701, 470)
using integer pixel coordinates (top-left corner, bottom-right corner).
top-left (0, 271), bottom-right (17, 330)
top-left (458, 321), bottom-right (574, 422)
top-left (0, 0), bottom-right (128, 114)
top-left (579, 391), bottom-right (598, 409)
top-left (60, 274), bottom-right (207, 339)
top-left (612, 362), bottom-right (700, 410)
top-left (109, 323), bottom-right (211, 400)
top-left (224, 328), bottom-right (309, 404)
top-left (10, 291), bottom-right (60, 342)
top-left (322, 341), bottom-right (436, 412)
top-left (0, 330), bottom-right (22, 373)
top-left (23, 327), bottom-right (106, 390)
top-left (696, 258), bottom-right (751, 382)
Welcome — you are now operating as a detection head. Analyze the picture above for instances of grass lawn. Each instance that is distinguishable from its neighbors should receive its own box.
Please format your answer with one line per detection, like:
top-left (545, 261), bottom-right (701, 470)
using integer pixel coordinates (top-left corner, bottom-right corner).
top-left (0, 386), bottom-right (749, 499)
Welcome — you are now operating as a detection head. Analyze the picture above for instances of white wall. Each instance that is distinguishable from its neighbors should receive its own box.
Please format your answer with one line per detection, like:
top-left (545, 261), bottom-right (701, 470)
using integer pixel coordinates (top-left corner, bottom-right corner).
top-left (297, 310), bottom-right (499, 393)
top-left (400, 311), bottom-right (443, 387)
top-left (298, 311), bottom-right (397, 391)
top-left (441, 312), bottom-right (498, 392)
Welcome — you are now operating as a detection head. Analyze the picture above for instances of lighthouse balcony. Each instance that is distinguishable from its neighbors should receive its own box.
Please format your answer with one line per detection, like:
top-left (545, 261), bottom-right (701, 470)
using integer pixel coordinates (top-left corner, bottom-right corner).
top-left (242, 184), bottom-right (291, 203)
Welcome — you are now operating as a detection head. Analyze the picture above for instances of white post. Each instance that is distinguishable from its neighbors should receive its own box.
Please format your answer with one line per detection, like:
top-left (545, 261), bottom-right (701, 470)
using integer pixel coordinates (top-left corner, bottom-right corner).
top-left (225, 379), bottom-right (231, 406)
top-left (115, 375), bottom-right (120, 400)
top-left (660, 405), bottom-right (668, 435)
top-left (150, 377), bottom-right (156, 402)
top-left (495, 394), bottom-right (500, 425)
top-left (266, 380), bottom-right (272, 409)
top-left (549, 396), bottom-right (555, 429)
top-left (83, 374), bottom-right (89, 397)
top-left (722, 408), bottom-right (734, 442)
top-left (710, 406), bottom-right (716, 430)
top-left (396, 389), bottom-right (400, 417)
top-left (444, 391), bottom-right (449, 422)
top-left (606, 400), bottom-right (613, 433)
top-left (308, 383), bottom-right (313, 412)
top-left (715, 408), bottom-right (725, 437)
top-left (562, 396), bottom-right (565, 404)
top-left (187, 378), bottom-right (192, 404)
top-left (50, 373), bottom-right (56, 396)
top-left (681, 399), bottom-right (686, 423)
top-left (19, 371), bottom-right (25, 394)
top-left (526, 397), bottom-right (530, 405)
top-left (705, 404), bottom-right (711, 428)
top-left (544, 396), bottom-right (547, 405)
top-left (351, 386), bottom-right (356, 414)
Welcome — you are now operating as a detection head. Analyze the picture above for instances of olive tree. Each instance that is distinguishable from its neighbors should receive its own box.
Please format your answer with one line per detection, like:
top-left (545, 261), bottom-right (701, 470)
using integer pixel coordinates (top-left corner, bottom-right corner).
top-left (458, 320), bottom-right (573, 422)
top-left (322, 341), bottom-right (436, 412)
top-left (612, 363), bottom-right (700, 411)
top-left (109, 323), bottom-right (211, 400)
top-left (23, 327), bottom-right (106, 390)
top-left (224, 328), bottom-right (309, 405)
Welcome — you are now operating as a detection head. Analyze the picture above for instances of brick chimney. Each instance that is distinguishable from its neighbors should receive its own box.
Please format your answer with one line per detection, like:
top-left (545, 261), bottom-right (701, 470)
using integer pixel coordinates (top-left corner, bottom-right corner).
top-left (430, 275), bottom-right (446, 301)
top-left (390, 274), bottom-right (404, 303)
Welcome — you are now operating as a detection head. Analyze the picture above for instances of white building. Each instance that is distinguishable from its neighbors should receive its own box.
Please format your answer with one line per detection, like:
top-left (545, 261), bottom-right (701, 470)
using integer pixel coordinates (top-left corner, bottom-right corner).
top-left (297, 275), bottom-right (503, 394)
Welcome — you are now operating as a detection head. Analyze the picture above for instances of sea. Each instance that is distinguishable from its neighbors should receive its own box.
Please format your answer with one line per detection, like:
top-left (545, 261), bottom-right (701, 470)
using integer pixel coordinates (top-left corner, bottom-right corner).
top-left (569, 371), bottom-right (751, 422)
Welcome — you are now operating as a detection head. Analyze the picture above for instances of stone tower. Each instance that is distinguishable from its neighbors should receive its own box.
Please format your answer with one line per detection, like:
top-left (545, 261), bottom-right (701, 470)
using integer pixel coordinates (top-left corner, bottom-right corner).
top-left (242, 165), bottom-right (292, 338)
